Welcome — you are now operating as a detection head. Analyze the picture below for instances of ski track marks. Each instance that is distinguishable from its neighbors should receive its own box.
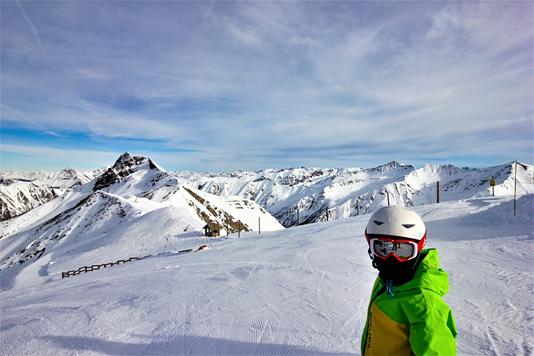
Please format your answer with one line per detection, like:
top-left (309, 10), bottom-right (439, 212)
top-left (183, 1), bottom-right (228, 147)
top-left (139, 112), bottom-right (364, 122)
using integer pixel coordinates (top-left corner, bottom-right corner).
top-left (1, 307), bottom-right (88, 356)
top-left (443, 234), bottom-right (533, 356)
top-left (1, 196), bottom-right (532, 355)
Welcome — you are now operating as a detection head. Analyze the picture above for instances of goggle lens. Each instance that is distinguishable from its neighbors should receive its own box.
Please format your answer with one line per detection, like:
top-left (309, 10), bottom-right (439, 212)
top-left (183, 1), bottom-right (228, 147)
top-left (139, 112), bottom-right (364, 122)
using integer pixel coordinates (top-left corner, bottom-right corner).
top-left (371, 239), bottom-right (416, 260)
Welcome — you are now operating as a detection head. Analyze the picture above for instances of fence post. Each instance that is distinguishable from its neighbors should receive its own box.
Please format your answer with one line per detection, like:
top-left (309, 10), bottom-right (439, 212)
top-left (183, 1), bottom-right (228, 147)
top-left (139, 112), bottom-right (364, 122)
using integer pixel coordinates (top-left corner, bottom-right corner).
top-left (437, 181), bottom-right (440, 203)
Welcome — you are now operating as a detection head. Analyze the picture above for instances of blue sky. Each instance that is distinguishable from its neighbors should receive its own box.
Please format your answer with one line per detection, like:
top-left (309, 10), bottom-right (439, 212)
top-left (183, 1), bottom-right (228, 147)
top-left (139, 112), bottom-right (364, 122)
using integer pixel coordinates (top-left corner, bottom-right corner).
top-left (1, 1), bottom-right (532, 173)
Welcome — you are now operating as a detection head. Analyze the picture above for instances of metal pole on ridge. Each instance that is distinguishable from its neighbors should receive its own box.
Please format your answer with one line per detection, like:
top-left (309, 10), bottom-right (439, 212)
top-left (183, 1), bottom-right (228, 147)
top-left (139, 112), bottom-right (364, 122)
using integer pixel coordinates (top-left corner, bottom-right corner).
top-left (514, 160), bottom-right (518, 216)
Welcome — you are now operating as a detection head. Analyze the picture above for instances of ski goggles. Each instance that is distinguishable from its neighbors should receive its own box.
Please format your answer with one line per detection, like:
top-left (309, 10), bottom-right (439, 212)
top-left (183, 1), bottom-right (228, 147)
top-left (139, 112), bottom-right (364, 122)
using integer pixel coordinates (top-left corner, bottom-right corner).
top-left (369, 237), bottom-right (422, 262)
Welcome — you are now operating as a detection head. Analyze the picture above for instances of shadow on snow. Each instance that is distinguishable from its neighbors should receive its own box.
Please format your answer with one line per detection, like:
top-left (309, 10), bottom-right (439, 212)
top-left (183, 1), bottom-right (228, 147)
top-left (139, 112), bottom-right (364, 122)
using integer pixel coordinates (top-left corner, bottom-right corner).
top-left (41, 334), bottom-right (357, 355)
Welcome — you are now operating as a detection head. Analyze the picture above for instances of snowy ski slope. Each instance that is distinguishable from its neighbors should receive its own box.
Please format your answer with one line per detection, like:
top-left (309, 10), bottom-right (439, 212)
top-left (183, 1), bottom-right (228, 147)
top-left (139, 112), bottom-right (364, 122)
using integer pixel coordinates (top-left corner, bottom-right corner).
top-left (1, 194), bottom-right (532, 355)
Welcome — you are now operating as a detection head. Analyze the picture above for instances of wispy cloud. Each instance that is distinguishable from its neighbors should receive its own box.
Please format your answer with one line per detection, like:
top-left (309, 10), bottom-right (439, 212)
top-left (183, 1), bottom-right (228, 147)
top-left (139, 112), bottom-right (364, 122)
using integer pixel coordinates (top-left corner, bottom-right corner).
top-left (1, 1), bottom-right (532, 172)
top-left (202, 0), bottom-right (213, 29)
top-left (1, 104), bottom-right (43, 129)
top-left (15, 0), bottom-right (42, 49)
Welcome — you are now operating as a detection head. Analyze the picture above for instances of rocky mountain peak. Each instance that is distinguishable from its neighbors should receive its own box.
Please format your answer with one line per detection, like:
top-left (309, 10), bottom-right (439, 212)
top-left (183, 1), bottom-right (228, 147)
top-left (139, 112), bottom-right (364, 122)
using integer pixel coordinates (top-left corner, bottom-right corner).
top-left (93, 153), bottom-right (162, 192)
top-left (57, 168), bottom-right (78, 180)
top-left (369, 161), bottom-right (413, 173)
top-left (113, 152), bottom-right (160, 172)
top-left (113, 152), bottom-right (145, 170)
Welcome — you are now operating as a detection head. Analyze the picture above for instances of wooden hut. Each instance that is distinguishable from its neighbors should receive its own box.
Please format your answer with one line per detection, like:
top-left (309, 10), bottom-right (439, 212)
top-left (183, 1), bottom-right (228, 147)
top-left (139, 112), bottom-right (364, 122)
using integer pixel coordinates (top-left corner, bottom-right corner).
top-left (203, 222), bottom-right (221, 237)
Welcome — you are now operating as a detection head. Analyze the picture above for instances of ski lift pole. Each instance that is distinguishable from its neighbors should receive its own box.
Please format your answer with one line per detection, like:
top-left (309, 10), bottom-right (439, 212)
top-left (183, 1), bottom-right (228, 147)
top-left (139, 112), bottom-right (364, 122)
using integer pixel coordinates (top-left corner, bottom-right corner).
top-left (514, 160), bottom-right (518, 216)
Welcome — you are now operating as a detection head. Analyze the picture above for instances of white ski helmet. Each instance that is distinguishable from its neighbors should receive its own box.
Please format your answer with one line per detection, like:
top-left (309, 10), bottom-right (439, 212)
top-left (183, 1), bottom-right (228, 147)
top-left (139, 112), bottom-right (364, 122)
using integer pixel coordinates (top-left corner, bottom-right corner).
top-left (365, 206), bottom-right (427, 260)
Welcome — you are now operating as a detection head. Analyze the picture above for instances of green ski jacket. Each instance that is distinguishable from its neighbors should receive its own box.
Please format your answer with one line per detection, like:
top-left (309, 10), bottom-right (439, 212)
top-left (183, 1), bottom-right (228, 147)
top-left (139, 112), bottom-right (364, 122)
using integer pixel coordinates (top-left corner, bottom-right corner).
top-left (361, 249), bottom-right (457, 356)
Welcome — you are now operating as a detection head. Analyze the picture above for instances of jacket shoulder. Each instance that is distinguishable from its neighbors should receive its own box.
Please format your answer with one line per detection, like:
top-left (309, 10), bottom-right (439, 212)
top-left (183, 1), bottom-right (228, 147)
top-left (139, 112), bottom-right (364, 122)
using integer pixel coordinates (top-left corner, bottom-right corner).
top-left (412, 249), bottom-right (450, 297)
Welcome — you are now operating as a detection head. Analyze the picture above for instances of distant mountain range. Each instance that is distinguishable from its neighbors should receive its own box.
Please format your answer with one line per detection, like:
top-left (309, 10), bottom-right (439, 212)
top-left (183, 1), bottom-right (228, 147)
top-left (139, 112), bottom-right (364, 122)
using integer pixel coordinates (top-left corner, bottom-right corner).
top-left (2, 153), bottom-right (533, 227)
top-left (0, 167), bottom-right (106, 220)
top-left (175, 159), bottom-right (533, 227)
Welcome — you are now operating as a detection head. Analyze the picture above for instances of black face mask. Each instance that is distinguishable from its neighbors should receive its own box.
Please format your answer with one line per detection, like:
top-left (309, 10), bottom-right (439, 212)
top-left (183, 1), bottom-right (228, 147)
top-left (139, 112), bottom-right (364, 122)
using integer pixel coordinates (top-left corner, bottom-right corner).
top-left (372, 254), bottom-right (420, 281)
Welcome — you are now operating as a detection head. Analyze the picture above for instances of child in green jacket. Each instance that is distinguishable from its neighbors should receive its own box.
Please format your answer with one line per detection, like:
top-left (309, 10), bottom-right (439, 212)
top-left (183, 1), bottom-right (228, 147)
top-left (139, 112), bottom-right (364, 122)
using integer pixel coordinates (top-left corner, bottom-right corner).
top-left (361, 206), bottom-right (457, 355)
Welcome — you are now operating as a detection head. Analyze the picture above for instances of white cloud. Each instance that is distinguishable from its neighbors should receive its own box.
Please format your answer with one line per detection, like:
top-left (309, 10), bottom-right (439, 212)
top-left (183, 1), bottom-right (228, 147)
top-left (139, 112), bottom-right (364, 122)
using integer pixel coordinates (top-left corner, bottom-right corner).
top-left (1, 1), bottom-right (532, 171)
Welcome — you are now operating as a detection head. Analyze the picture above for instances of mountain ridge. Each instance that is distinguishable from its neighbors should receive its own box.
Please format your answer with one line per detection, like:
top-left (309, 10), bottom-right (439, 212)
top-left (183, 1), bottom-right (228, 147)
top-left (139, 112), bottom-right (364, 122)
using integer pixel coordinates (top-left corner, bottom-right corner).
top-left (179, 159), bottom-right (532, 227)
top-left (2, 155), bottom-right (532, 227)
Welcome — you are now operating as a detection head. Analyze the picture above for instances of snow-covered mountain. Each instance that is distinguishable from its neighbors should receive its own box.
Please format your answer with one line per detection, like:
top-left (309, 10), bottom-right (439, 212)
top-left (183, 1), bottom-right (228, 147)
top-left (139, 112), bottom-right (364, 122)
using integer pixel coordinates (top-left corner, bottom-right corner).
top-left (0, 153), bottom-right (283, 274)
top-left (3, 155), bottom-right (532, 229)
top-left (177, 160), bottom-right (534, 227)
top-left (1, 152), bottom-right (532, 355)
top-left (1, 167), bottom-right (107, 190)
top-left (0, 167), bottom-right (106, 221)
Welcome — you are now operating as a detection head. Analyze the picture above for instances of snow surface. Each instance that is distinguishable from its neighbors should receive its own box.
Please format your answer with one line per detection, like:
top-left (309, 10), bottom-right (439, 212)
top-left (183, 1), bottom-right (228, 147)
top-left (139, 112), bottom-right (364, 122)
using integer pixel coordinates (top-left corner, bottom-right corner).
top-left (1, 194), bottom-right (532, 355)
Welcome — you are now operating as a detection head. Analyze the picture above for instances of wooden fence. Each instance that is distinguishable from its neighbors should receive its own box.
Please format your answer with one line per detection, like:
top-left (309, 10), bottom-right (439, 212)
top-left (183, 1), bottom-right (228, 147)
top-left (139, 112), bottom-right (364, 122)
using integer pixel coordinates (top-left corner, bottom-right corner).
top-left (61, 256), bottom-right (147, 279)
top-left (60, 246), bottom-right (206, 279)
